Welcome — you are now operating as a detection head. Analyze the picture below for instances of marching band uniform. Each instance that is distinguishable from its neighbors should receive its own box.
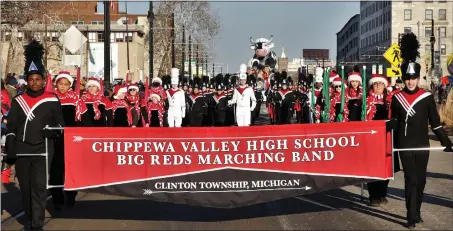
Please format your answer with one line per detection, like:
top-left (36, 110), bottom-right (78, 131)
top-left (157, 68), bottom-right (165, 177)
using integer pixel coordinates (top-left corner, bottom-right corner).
top-left (125, 83), bottom-right (141, 127)
top-left (212, 85), bottom-right (228, 126)
top-left (274, 79), bottom-right (294, 124)
top-left (80, 78), bottom-right (113, 127)
top-left (111, 85), bottom-right (134, 127)
top-left (181, 79), bottom-right (192, 127)
top-left (365, 74), bottom-right (397, 207)
top-left (50, 71), bottom-right (88, 209)
top-left (391, 33), bottom-right (453, 229)
top-left (294, 77), bottom-right (310, 124)
top-left (224, 80), bottom-right (236, 126)
top-left (189, 80), bottom-right (206, 127)
top-left (3, 40), bottom-right (64, 230)
top-left (143, 94), bottom-right (165, 127)
top-left (228, 67), bottom-right (257, 127)
top-left (346, 72), bottom-right (363, 121)
top-left (166, 68), bottom-right (186, 127)
top-left (329, 77), bottom-right (349, 122)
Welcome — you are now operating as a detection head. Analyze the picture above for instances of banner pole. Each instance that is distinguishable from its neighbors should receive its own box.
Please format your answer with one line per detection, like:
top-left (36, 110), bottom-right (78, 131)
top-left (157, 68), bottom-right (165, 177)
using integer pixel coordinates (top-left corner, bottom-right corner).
top-left (391, 129), bottom-right (395, 182)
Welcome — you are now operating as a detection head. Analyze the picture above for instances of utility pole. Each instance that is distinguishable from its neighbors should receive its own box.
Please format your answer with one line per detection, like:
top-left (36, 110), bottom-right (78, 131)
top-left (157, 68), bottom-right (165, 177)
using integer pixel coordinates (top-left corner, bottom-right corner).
top-left (148, 1), bottom-right (154, 84)
top-left (205, 54), bottom-right (208, 76)
top-left (196, 44), bottom-right (199, 77)
top-left (188, 35), bottom-right (192, 78)
top-left (430, 19), bottom-right (435, 70)
top-left (171, 13), bottom-right (175, 68)
top-left (104, 1), bottom-right (111, 85)
top-left (125, 2), bottom-right (130, 72)
top-left (212, 63), bottom-right (215, 77)
top-left (181, 25), bottom-right (185, 77)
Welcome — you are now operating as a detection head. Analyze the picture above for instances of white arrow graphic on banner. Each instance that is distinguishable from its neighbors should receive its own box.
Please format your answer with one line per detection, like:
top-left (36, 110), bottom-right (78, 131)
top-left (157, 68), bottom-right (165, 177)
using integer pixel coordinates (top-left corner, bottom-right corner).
top-left (73, 130), bottom-right (377, 141)
top-left (142, 186), bottom-right (312, 195)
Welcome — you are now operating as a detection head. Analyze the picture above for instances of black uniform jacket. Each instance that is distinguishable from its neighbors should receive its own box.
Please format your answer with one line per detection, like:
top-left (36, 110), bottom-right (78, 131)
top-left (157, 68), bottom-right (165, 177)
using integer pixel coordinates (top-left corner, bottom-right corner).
top-left (6, 90), bottom-right (64, 159)
top-left (391, 88), bottom-right (452, 149)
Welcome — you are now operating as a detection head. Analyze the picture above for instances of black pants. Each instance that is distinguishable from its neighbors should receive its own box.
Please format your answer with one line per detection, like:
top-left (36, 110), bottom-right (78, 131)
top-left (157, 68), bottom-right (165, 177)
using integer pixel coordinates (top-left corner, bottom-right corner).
top-left (367, 179), bottom-right (390, 200)
top-left (15, 157), bottom-right (48, 228)
top-left (399, 151), bottom-right (429, 222)
top-left (49, 136), bottom-right (77, 206)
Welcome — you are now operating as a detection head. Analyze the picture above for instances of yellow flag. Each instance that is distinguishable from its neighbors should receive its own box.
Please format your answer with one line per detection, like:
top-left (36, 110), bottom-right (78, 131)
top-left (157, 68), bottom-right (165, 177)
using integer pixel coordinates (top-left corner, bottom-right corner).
top-left (448, 53), bottom-right (453, 76)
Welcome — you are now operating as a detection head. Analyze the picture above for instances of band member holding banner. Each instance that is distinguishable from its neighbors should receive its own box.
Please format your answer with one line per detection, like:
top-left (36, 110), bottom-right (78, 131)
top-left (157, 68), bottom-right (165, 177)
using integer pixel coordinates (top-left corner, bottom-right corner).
top-left (212, 84), bottom-right (228, 126)
top-left (111, 84), bottom-right (133, 127)
top-left (51, 70), bottom-right (88, 209)
top-left (80, 77), bottom-right (113, 127)
top-left (365, 73), bottom-right (396, 207)
top-left (346, 72), bottom-right (363, 121)
top-left (392, 32), bottom-right (453, 229)
top-left (125, 83), bottom-right (141, 127)
top-left (144, 93), bottom-right (165, 127)
top-left (189, 78), bottom-right (206, 127)
top-left (228, 64), bottom-right (257, 126)
top-left (2, 40), bottom-right (64, 230)
top-left (166, 68), bottom-right (186, 127)
top-left (329, 77), bottom-right (349, 122)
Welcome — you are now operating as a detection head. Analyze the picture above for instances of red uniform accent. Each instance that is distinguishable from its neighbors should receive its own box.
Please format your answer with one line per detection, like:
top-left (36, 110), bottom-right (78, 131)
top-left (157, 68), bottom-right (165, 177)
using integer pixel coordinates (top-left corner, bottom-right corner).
top-left (54, 89), bottom-right (87, 121)
top-left (236, 86), bottom-right (248, 95)
top-left (401, 88), bottom-right (426, 105)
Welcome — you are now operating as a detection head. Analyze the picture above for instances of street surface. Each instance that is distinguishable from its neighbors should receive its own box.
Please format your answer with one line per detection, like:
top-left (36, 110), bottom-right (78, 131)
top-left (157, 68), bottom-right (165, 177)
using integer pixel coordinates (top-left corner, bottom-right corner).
top-left (2, 107), bottom-right (452, 230)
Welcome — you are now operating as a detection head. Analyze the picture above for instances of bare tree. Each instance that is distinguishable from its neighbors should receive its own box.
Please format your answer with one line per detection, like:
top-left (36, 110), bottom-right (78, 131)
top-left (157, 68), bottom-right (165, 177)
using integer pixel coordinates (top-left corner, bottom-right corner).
top-left (143, 1), bottom-right (221, 77)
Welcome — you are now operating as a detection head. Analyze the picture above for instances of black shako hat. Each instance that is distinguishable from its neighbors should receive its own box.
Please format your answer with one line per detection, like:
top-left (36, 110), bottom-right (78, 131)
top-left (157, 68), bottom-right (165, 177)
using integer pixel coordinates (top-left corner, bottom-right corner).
top-left (24, 39), bottom-right (46, 79)
top-left (400, 32), bottom-right (421, 81)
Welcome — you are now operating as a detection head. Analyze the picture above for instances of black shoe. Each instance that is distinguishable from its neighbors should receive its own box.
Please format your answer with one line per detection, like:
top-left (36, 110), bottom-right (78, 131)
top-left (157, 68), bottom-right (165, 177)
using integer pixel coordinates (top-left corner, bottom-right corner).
top-left (415, 217), bottom-right (424, 223)
top-left (31, 226), bottom-right (44, 231)
top-left (406, 222), bottom-right (416, 230)
top-left (369, 199), bottom-right (380, 207)
top-left (380, 197), bottom-right (388, 204)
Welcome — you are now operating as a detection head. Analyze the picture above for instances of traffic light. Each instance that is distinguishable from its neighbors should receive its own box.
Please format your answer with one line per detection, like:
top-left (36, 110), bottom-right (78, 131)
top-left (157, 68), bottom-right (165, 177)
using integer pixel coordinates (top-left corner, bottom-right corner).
top-left (426, 63), bottom-right (429, 73)
top-left (398, 33), bottom-right (403, 47)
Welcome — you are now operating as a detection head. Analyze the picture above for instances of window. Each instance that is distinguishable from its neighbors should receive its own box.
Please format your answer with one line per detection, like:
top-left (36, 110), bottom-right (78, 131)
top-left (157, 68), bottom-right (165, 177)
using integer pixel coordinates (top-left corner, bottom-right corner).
top-left (425, 26), bottom-right (433, 36)
top-left (91, 21), bottom-right (104, 25)
top-left (439, 9), bottom-right (446, 20)
top-left (439, 0), bottom-right (446, 3)
top-left (425, 9), bottom-right (433, 20)
top-left (404, 9), bottom-right (412, 21)
top-left (97, 32), bottom-right (104, 42)
top-left (115, 32), bottom-right (124, 42)
top-left (71, 21), bottom-right (84, 25)
top-left (404, 27), bottom-right (412, 34)
top-left (441, 44), bottom-right (446, 55)
top-left (425, 44), bottom-right (431, 54)
top-left (439, 27), bottom-right (446, 37)
top-left (88, 32), bottom-right (97, 42)
top-left (404, 0), bottom-right (411, 3)
top-left (126, 32), bottom-right (133, 42)
top-left (55, 21), bottom-right (63, 25)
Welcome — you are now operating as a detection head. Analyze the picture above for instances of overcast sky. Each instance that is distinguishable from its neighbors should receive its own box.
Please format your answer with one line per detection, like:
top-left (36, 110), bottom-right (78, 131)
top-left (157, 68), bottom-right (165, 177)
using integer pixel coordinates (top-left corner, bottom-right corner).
top-left (124, 1), bottom-right (360, 72)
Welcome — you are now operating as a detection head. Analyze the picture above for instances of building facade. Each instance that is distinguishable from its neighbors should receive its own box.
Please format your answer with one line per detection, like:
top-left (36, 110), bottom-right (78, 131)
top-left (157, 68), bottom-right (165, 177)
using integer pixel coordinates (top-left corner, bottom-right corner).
top-left (359, 0), bottom-right (452, 86)
top-left (336, 14), bottom-right (360, 66)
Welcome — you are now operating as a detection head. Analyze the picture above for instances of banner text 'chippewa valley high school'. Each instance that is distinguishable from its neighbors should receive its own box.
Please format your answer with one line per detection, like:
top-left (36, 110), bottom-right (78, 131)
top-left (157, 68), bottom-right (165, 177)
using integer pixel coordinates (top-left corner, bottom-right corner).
top-left (64, 121), bottom-right (393, 208)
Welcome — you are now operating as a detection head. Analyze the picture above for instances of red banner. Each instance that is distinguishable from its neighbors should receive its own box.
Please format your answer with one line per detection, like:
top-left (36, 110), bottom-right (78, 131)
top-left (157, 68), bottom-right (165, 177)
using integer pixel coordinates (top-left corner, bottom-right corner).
top-left (64, 121), bottom-right (393, 208)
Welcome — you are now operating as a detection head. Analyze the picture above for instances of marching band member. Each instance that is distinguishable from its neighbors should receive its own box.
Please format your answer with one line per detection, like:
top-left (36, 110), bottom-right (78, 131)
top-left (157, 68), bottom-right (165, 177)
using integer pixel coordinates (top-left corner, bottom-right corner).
top-left (346, 72), bottom-right (363, 121)
top-left (274, 78), bottom-right (294, 124)
top-left (224, 75), bottom-right (236, 126)
top-left (228, 64), bottom-right (257, 126)
top-left (161, 75), bottom-right (171, 127)
top-left (50, 71), bottom-right (88, 210)
top-left (80, 77), bottom-right (113, 126)
top-left (189, 78), bottom-right (206, 127)
top-left (111, 84), bottom-right (135, 127)
top-left (294, 74), bottom-right (310, 124)
top-left (212, 84), bottom-right (228, 126)
top-left (181, 78), bottom-right (192, 127)
top-left (2, 40), bottom-right (64, 230)
top-left (365, 73), bottom-right (397, 207)
top-left (166, 68), bottom-right (186, 127)
top-left (126, 83), bottom-right (141, 127)
top-left (391, 32), bottom-right (452, 229)
top-left (329, 77), bottom-right (349, 122)
top-left (143, 93), bottom-right (165, 127)
top-left (391, 78), bottom-right (403, 93)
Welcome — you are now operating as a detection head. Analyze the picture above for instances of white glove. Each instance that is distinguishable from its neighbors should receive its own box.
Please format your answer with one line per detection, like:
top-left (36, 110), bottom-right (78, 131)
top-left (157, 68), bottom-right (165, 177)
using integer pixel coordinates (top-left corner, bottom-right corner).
top-left (228, 100), bottom-right (233, 106)
top-left (251, 107), bottom-right (255, 112)
top-left (263, 96), bottom-right (267, 102)
top-left (316, 119), bottom-right (320, 123)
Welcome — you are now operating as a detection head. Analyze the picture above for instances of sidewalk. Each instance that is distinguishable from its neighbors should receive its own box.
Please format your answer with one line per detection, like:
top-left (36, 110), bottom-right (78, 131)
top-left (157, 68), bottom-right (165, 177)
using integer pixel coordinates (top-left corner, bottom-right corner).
top-left (1, 172), bottom-right (22, 222)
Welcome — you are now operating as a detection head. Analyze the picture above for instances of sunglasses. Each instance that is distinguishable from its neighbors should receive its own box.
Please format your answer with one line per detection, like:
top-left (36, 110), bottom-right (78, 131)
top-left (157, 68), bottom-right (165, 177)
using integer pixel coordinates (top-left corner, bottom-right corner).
top-left (129, 89), bottom-right (137, 91)
top-left (334, 85), bottom-right (342, 88)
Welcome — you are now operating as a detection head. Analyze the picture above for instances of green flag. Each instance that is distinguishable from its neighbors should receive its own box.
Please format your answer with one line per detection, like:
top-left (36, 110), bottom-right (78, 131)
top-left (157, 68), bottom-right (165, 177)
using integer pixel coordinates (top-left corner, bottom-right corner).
top-left (361, 66), bottom-right (367, 121)
top-left (337, 66), bottom-right (346, 122)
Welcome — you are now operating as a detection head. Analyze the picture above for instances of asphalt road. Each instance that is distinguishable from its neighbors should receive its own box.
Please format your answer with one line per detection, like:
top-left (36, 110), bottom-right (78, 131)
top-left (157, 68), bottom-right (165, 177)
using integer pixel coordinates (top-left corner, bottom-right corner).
top-left (2, 107), bottom-right (452, 230)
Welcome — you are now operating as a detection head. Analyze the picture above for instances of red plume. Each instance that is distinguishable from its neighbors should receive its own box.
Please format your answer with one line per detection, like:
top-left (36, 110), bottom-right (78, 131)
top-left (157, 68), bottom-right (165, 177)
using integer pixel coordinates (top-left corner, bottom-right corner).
top-left (45, 73), bottom-right (53, 92)
top-left (100, 78), bottom-right (104, 93)
top-left (75, 67), bottom-right (81, 96)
